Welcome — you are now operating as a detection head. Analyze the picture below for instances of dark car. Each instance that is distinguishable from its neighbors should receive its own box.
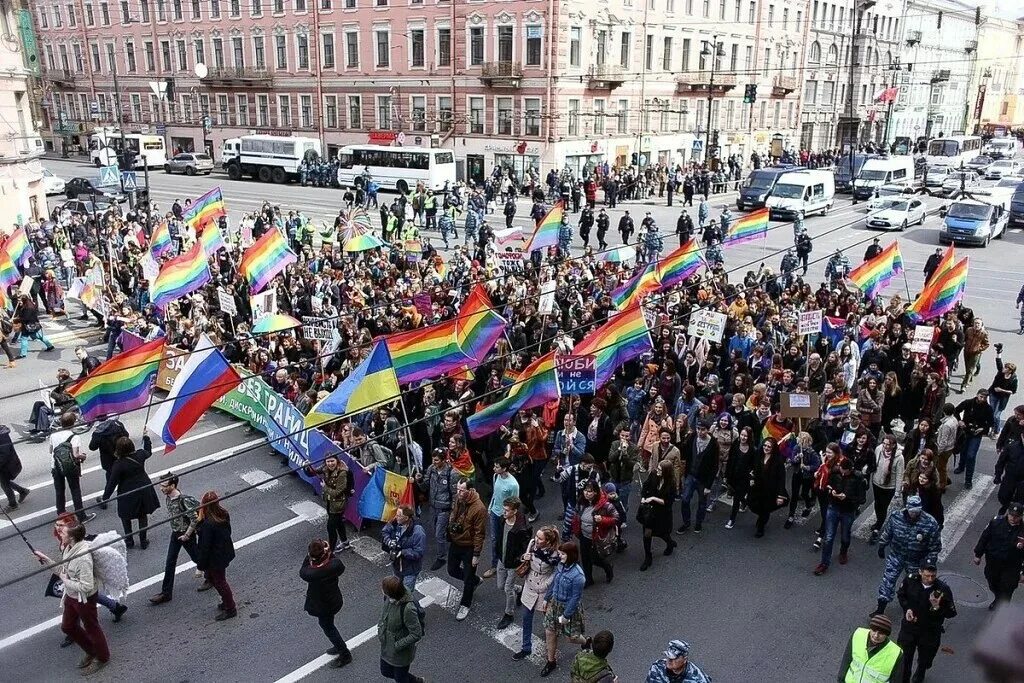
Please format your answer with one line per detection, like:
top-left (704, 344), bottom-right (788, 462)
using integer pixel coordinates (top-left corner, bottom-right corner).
top-left (1010, 183), bottom-right (1024, 229)
top-left (52, 198), bottom-right (119, 222)
top-left (736, 165), bottom-right (800, 210)
top-left (835, 154), bottom-right (882, 193)
top-left (64, 177), bottom-right (126, 203)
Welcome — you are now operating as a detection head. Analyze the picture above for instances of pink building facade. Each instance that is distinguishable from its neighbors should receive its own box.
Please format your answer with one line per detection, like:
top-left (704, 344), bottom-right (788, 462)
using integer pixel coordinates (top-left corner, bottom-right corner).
top-left (33, 0), bottom-right (809, 180)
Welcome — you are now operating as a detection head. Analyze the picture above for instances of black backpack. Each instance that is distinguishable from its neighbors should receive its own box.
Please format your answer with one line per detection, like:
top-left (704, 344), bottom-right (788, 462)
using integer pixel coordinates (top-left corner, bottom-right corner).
top-left (52, 435), bottom-right (80, 478)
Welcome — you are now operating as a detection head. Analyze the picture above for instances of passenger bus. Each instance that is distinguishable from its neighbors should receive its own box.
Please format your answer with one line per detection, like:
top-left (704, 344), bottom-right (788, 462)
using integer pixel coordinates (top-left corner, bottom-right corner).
top-left (336, 145), bottom-right (457, 193)
top-left (924, 135), bottom-right (983, 171)
top-left (89, 130), bottom-right (167, 169)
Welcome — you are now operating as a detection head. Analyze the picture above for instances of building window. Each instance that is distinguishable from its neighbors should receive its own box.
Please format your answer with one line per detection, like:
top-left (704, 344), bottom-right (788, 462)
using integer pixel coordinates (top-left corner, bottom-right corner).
top-left (438, 96), bottom-right (452, 131)
top-left (209, 0), bottom-right (218, 18)
top-left (257, 94), bottom-right (269, 125)
top-left (593, 99), bottom-right (605, 134)
top-left (274, 0), bottom-right (284, 11)
top-left (229, 0), bottom-right (239, 17)
top-left (376, 94), bottom-right (391, 128)
top-left (160, 40), bottom-right (171, 70)
top-left (469, 27), bottom-right (483, 66)
top-left (410, 29), bottom-right (424, 67)
top-left (438, 28), bottom-right (451, 66)
top-left (212, 37), bottom-right (224, 68)
top-left (662, 37), bottom-right (672, 70)
top-left (101, 2), bottom-right (111, 24)
top-left (83, 4), bottom-right (91, 26)
top-left (642, 98), bottom-right (650, 130)
top-left (126, 40), bottom-right (137, 71)
top-left (144, 41), bottom-right (155, 71)
top-left (194, 39), bottom-right (205, 66)
top-left (300, 95), bottom-right (312, 128)
top-left (253, 37), bottom-right (265, 69)
top-left (525, 26), bottom-right (542, 66)
top-left (821, 80), bottom-right (834, 105)
top-left (237, 94), bottom-right (249, 125)
top-left (275, 34), bottom-right (287, 70)
top-left (469, 96), bottom-right (483, 133)
top-left (322, 33), bottom-right (334, 68)
top-left (298, 34), bottom-right (309, 69)
top-left (596, 30), bottom-right (606, 65)
top-left (295, 0), bottom-right (305, 10)
top-left (192, 0), bottom-right (201, 18)
top-left (173, 0), bottom-right (182, 20)
top-left (809, 41), bottom-right (820, 64)
top-left (748, 0), bottom-right (754, 22)
top-left (497, 26), bottom-right (512, 62)
top-left (345, 32), bottom-right (358, 68)
top-left (617, 98), bottom-right (627, 134)
top-left (569, 27), bottom-right (581, 67)
top-left (619, 31), bottom-right (630, 68)
top-left (497, 96), bottom-right (512, 134)
top-left (524, 97), bottom-right (541, 136)
top-left (411, 95), bottom-right (425, 131)
top-left (804, 80), bottom-right (817, 103)
top-left (567, 98), bottom-right (579, 135)
top-left (644, 34), bottom-right (653, 71)
top-left (90, 43), bottom-right (101, 72)
top-left (217, 94), bottom-right (229, 125)
top-left (325, 95), bottom-right (338, 128)
top-left (38, 7), bottom-right (48, 29)
top-left (375, 29), bottom-right (390, 68)
top-left (251, 0), bottom-right (261, 15)
top-left (681, 38), bottom-right (690, 71)
top-left (278, 94), bottom-right (291, 126)
top-left (131, 94), bottom-right (142, 121)
top-left (177, 40), bottom-right (188, 70)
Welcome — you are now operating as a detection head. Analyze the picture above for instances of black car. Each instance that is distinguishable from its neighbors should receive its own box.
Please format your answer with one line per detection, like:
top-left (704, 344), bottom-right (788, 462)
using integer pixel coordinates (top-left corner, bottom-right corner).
top-left (52, 197), bottom-right (119, 222)
top-left (64, 177), bottom-right (127, 203)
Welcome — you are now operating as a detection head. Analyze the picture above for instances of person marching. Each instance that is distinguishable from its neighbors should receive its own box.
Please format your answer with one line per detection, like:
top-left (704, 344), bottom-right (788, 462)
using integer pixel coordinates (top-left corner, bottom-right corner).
top-left (837, 615), bottom-right (905, 683)
top-left (149, 473), bottom-right (202, 605)
top-left (896, 564), bottom-right (957, 683)
top-left (195, 491), bottom-right (238, 621)
top-left (645, 639), bottom-right (712, 683)
top-left (306, 454), bottom-right (355, 554)
top-left (446, 478), bottom-right (487, 621)
top-left (381, 505), bottom-right (427, 593)
top-left (973, 501), bottom-right (1024, 609)
top-left (377, 575), bottom-right (425, 683)
top-left (300, 538), bottom-right (353, 669)
top-left (874, 495), bottom-right (942, 617)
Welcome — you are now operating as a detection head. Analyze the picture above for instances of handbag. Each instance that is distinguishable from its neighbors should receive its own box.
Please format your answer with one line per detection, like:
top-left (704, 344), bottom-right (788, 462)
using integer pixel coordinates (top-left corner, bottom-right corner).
top-left (636, 502), bottom-right (654, 526)
top-left (23, 322), bottom-right (41, 336)
top-left (515, 540), bottom-right (534, 578)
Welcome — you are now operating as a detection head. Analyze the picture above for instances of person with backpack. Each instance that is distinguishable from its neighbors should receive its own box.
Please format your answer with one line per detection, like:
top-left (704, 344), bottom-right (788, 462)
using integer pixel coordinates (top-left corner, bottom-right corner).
top-left (570, 630), bottom-right (618, 683)
top-left (50, 412), bottom-right (92, 523)
top-left (377, 575), bottom-right (425, 683)
top-left (300, 538), bottom-right (353, 669)
top-left (148, 473), bottom-right (202, 605)
top-left (98, 435), bottom-right (161, 549)
top-left (89, 416), bottom-right (129, 511)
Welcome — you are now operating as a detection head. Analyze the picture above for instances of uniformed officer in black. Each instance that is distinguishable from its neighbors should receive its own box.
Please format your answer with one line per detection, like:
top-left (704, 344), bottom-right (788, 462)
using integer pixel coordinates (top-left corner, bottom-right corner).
top-left (896, 564), bottom-right (957, 683)
top-left (973, 501), bottom-right (1024, 609)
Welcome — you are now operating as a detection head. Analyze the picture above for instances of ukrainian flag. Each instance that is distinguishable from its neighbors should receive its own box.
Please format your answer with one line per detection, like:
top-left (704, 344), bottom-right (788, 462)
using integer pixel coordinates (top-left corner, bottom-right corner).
top-left (305, 341), bottom-right (401, 428)
top-left (358, 467), bottom-right (415, 522)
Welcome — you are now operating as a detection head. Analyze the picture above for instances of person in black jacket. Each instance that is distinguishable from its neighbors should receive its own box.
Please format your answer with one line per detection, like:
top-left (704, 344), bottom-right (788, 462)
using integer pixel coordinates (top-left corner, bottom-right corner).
top-left (973, 502), bottom-right (1024, 609)
top-left (300, 538), bottom-right (352, 669)
top-left (748, 437), bottom-right (788, 538)
top-left (0, 424), bottom-right (28, 510)
top-left (678, 418), bottom-right (720, 534)
top-left (896, 564), bottom-right (957, 683)
top-left (494, 497), bottom-right (531, 630)
top-left (89, 418), bottom-right (128, 510)
top-left (815, 457), bottom-right (868, 575)
top-left (74, 346), bottom-right (101, 379)
top-left (99, 435), bottom-right (160, 548)
top-left (196, 491), bottom-right (237, 621)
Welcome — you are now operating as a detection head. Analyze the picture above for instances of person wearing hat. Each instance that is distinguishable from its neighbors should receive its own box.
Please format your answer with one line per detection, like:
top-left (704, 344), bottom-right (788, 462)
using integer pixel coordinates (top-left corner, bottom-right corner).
top-left (972, 501), bottom-right (1024, 609)
top-left (864, 237), bottom-right (883, 262)
top-left (896, 564), bottom-right (957, 683)
top-left (836, 615), bottom-right (905, 683)
top-left (874, 495), bottom-right (942, 617)
top-left (645, 639), bottom-right (711, 683)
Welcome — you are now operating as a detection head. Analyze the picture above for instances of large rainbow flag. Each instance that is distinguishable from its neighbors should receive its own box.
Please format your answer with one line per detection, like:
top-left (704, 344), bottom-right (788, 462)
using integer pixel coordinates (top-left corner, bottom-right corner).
top-left (908, 256), bottom-right (969, 322)
top-left (183, 187), bottom-right (227, 230)
top-left (198, 223), bottom-right (227, 257)
top-left (2, 227), bottom-right (32, 267)
top-left (724, 208), bottom-right (769, 245)
top-left (525, 201), bottom-right (564, 252)
top-left (149, 221), bottom-right (173, 259)
top-left (150, 241), bottom-right (212, 309)
top-left (611, 262), bottom-right (659, 309)
top-left (456, 284), bottom-right (507, 364)
top-left (240, 229), bottom-right (297, 294)
top-left (848, 241), bottom-right (904, 299)
top-left (385, 322), bottom-right (466, 385)
top-left (657, 238), bottom-right (703, 290)
top-left (68, 338), bottom-right (166, 421)
top-left (573, 305), bottom-right (654, 387)
top-left (467, 351), bottom-right (560, 438)
top-left (925, 245), bottom-right (955, 286)
top-left (0, 250), bottom-right (19, 290)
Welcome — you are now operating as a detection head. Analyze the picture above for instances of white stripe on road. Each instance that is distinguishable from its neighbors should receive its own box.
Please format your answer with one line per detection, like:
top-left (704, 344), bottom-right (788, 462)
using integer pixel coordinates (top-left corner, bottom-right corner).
top-left (240, 468), bottom-right (280, 491)
top-left (23, 422), bottom-right (245, 492)
top-left (0, 502), bottom-right (319, 652)
top-left (938, 475), bottom-right (994, 563)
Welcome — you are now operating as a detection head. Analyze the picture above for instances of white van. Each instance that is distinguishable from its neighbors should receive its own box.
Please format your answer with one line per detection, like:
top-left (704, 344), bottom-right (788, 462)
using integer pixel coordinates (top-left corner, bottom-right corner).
top-left (983, 137), bottom-right (1020, 160)
top-left (765, 170), bottom-right (835, 220)
top-left (853, 156), bottom-right (916, 200)
top-left (220, 138), bottom-right (241, 168)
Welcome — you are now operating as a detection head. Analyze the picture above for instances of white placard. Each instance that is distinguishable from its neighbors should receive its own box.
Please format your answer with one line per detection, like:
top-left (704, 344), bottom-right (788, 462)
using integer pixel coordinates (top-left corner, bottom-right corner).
top-left (911, 325), bottom-right (934, 354)
top-left (301, 316), bottom-right (334, 341)
top-left (789, 393), bottom-right (811, 408)
top-left (218, 290), bottom-right (237, 316)
top-left (538, 279), bottom-right (557, 315)
top-left (687, 308), bottom-right (728, 343)
top-left (798, 309), bottom-right (823, 336)
top-left (250, 290), bottom-right (277, 320)
top-left (18, 276), bottom-right (35, 297)
top-left (141, 251), bottom-right (160, 284)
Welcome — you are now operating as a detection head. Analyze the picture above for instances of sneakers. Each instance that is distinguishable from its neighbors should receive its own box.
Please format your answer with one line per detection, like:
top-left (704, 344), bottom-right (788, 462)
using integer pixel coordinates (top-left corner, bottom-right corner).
top-left (456, 606), bottom-right (470, 621)
top-left (60, 635), bottom-right (74, 648)
top-left (77, 655), bottom-right (94, 669)
top-left (197, 581), bottom-right (214, 592)
top-left (801, 507), bottom-right (812, 518)
top-left (839, 550), bottom-right (849, 565)
top-left (512, 650), bottom-right (532, 661)
top-left (215, 609), bottom-right (237, 621)
top-left (812, 537), bottom-right (822, 550)
top-left (496, 613), bottom-right (514, 630)
top-left (676, 523), bottom-right (689, 534)
top-left (482, 568), bottom-right (497, 579)
top-left (111, 603), bottom-right (128, 622)
top-left (813, 563), bottom-right (828, 576)
top-left (725, 520), bottom-right (735, 529)
top-left (693, 524), bottom-right (702, 534)
top-left (784, 517), bottom-right (794, 529)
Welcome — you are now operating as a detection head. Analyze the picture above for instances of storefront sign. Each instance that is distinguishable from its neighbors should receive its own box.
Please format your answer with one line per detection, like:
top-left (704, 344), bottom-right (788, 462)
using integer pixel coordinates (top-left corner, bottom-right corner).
top-left (369, 130), bottom-right (398, 144)
top-left (484, 143), bottom-right (540, 155)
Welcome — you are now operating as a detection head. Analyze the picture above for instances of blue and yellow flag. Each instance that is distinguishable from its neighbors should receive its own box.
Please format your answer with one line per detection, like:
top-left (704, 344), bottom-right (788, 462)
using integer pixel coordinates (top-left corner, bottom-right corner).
top-left (358, 467), bottom-right (414, 522)
top-left (305, 341), bottom-right (401, 428)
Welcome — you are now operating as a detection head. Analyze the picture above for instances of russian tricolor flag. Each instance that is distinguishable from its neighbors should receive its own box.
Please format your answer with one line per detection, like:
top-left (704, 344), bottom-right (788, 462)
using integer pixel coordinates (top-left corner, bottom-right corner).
top-left (147, 333), bottom-right (242, 451)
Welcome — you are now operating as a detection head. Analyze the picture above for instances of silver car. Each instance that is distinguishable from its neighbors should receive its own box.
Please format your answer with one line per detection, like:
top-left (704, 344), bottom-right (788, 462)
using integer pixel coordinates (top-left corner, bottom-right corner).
top-left (165, 152), bottom-right (215, 175)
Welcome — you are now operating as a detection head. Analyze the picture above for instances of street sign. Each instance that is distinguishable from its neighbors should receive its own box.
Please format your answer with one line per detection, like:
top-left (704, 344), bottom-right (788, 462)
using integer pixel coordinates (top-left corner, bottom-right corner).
top-left (98, 164), bottom-right (119, 187)
top-left (692, 139), bottom-right (704, 152)
top-left (121, 171), bottom-right (138, 191)
top-left (556, 355), bottom-right (597, 395)
top-left (156, 122), bottom-right (166, 135)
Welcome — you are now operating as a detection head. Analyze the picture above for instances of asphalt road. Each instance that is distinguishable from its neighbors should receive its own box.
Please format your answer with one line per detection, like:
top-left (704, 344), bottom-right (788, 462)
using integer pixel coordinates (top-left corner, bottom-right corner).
top-left (2, 156), bottom-right (1019, 681)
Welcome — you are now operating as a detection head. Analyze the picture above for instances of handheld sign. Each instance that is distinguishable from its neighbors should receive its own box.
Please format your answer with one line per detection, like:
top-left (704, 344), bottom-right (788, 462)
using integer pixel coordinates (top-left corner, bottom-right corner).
top-left (798, 310), bottom-right (823, 336)
top-left (557, 354), bottom-right (597, 395)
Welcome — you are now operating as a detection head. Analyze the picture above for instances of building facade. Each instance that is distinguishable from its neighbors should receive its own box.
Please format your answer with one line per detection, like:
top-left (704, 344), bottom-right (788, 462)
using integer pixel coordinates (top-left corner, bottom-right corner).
top-left (31, 0), bottom-right (805, 180)
top-left (0, 2), bottom-right (46, 227)
top-left (967, 13), bottom-right (1024, 133)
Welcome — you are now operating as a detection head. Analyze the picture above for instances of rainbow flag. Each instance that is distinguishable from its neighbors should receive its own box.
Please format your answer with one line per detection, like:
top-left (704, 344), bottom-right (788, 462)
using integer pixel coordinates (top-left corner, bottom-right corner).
top-left (305, 341), bottom-right (401, 428)
top-left (611, 262), bottom-right (659, 309)
top-left (501, 369), bottom-right (519, 386)
top-left (150, 221), bottom-right (173, 259)
top-left (467, 351), bottom-right (561, 439)
top-left (0, 285), bottom-right (10, 311)
top-left (150, 241), bottom-right (212, 310)
top-left (825, 393), bottom-right (851, 418)
top-left (240, 229), bottom-right (297, 294)
top-left (908, 256), bottom-right (969, 323)
top-left (198, 223), bottom-right (227, 257)
top-left (2, 227), bottom-right (32, 267)
top-left (184, 187), bottom-right (227, 230)
top-left (724, 208), bottom-right (769, 245)
top-left (762, 417), bottom-right (792, 443)
top-left (779, 432), bottom-right (798, 461)
top-left (0, 250), bottom-right (19, 289)
top-left (450, 449), bottom-right (476, 480)
top-left (385, 321), bottom-right (466, 385)
top-left (925, 245), bottom-right (955, 286)
top-left (456, 284), bottom-right (507, 364)
top-left (573, 305), bottom-right (654, 387)
top-left (448, 366), bottom-right (476, 382)
top-left (525, 201), bottom-right (564, 252)
top-left (69, 338), bottom-right (166, 421)
top-left (657, 238), bottom-right (703, 290)
top-left (358, 467), bottom-right (415, 522)
top-left (848, 241), bottom-right (904, 299)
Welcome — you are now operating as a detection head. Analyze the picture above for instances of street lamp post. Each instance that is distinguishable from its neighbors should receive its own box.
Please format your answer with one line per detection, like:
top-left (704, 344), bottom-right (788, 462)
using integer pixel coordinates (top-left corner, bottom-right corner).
top-left (110, 55), bottom-right (130, 206)
top-left (700, 35), bottom-right (724, 167)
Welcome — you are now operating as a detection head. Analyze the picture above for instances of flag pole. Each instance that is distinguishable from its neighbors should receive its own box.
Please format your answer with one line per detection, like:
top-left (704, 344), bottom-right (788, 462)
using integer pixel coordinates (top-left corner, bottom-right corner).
top-left (1, 501), bottom-right (37, 554)
top-left (902, 268), bottom-right (912, 301)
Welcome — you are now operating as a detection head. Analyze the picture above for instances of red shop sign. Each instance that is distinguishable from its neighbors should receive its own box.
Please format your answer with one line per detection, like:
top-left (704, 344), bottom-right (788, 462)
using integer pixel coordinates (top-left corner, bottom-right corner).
top-left (368, 130), bottom-right (398, 144)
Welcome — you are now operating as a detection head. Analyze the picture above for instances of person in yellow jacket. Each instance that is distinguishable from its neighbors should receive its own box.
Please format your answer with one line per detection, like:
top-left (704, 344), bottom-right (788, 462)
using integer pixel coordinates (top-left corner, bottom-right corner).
top-left (837, 614), bottom-right (904, 683)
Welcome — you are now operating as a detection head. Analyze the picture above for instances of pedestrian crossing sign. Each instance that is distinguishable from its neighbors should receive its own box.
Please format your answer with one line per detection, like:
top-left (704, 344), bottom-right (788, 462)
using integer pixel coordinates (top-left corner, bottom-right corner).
top-left (121, 171), bottom-right (138, 191)
top-left (98, 164), bottom-right (119, 187)
top-left (692, 140), bottom-right (704, 152)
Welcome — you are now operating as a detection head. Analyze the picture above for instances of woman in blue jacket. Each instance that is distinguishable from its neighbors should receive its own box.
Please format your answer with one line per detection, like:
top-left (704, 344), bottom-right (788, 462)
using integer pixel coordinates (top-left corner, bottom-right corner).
top-left (540, 541), bottom-right (587, 678)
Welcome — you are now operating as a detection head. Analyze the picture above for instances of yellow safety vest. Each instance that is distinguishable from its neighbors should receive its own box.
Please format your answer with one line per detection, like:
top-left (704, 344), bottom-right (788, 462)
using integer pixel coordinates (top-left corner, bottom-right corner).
top-left (845, 628), bottom-right (901, 683)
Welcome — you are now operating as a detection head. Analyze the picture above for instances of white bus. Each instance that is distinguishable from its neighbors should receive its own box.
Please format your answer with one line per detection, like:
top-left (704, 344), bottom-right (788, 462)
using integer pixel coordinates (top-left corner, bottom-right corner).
top-left (225, 134), bottom-right (321, 183)
top-left (336, 145), bottom-right (456, 193)
top-left (89, 131), bottom-right (167, 169)
top-left (925, 135), bottom-right (983, 170)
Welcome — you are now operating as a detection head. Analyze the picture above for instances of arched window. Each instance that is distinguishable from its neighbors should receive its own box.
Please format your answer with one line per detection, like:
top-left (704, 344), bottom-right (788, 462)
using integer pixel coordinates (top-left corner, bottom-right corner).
top-left (809, 41), bottom-right (821, 64)
top-left (885, 50), bottom-right (892, 66)
top-left (826, 44), bottom-right (838, 65)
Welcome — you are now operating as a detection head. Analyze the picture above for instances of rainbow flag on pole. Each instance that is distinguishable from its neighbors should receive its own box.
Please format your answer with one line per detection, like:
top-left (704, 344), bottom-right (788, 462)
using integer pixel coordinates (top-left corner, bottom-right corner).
top-left (357, 467), bottom-right (415, 522)
top-left (656, 238), bottom-right (703, 290)
top-left (149, 221), bottom-right (173, 258)
top-left (611, 262), bottom-right (659, 309)
top-left (198, 223), bottom-right (227, 257)
top-left (908, 256), bottom-right (969, 322)
top-left (68, 338), bottom-right (166, 421)
top-left (240, 229), bottom-right (297, 294)
top-left (2, 227), bottom-right (32, 267)
top-left (724, 208), bottom-right (769, 245)
top-left (925, 245), bottom-right (955, 287)
top-left (385, 322), bottom-right (467, 385)
top-left (0, 250), bottom-right (19, 289)
top-left (525, 201), bottom-right (564, 252)
top-left (183, 187), bottom-right (227, 230)
top-left (573, 305), bottom-right (654, 387)
top-left (467, 351), bottom-right (561, 439)
top-left (456, 284), bottom-right (507, 364)
top-left (150, 241), bottom-right (212, 309)
top-left (848, 241), bottom-right (904, 299)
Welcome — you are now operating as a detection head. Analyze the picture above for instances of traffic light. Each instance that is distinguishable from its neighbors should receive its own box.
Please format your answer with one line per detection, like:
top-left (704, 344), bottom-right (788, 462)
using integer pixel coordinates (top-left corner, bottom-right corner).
top-left (631, 152), bottom-right (638, 166)
top-left (743, 83), bottom-right (758, 104)
top-left (711, 130), bottom-right (720, 148)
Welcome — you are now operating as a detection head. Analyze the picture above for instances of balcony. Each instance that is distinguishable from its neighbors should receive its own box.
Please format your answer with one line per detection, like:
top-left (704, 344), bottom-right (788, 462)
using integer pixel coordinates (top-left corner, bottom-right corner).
top-left (675, 71), bottom-right (738, 94)
top-left (43, 69), bottom-right (76, 87)
top-left (930, 69), bottom-right (950, 84)
top-left (200, 67), bottom-right (274, 86)
top-left (964, 39), bottom-right (977, 53)
top-left (586, 64), bottom-right (627, 89)
top-left (906, 30), bottom-right (922, 46)
top-left (479, 61), bottom-right (523, 88)
top-left (772, 74), bottom-right (798, 96)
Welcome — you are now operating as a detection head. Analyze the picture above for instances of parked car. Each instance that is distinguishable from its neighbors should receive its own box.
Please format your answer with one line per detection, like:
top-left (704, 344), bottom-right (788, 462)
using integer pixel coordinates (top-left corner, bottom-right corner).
top-left (41, 168), bottom-right (66, 195)
top-left (985, 159), bottom-right (1021, 180)
top-left (939, 171), bottom-right (980, 198)
top-left (165, 152), bottom-right (215, 175)
top-left (966, 155), bottom-right (995, 175)
top-left (52, 197), bottom-right (119, 222)
top-left (64, 176), bottom-right (126, 203)
top-left (864, 197), bottom-right (928, 231)
top-left (995, 177), bottom-right (1023, 190)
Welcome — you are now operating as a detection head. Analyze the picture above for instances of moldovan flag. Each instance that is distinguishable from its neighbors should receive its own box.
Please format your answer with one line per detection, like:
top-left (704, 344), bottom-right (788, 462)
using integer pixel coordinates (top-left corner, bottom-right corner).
top-left (358, 467), bottom-right (415, 522)
top-left (146, 333), bottom-right (242, 451)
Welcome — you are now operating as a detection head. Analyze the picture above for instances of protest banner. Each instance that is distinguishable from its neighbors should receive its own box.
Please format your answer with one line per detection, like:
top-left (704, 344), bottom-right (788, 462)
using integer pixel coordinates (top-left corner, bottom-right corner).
top-left (538, 279), bottom-right (557, 315)
top-left (556, 355), bottom-right (597, 395)
top-left (250, 290), bottom-right (277, 319)
top-left (218, 290), bottom-right (237, 316)
top-left (911, 325), bottom-right (935, 354)
top-left (687, 309), bottom-right (728, 342)
top-left (798, 310), bottom-right (823, 336)
top-left (413, 293), bottom-right (433, 317)
top-left (155, 345), bottom-right (188, 391)
top-left (301, 316), bottom-right (335, 342)
top-left (18, 276), bottom-right (34, 297)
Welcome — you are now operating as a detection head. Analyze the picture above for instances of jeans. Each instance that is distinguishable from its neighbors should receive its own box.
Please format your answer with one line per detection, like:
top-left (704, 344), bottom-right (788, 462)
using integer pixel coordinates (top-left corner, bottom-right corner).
top-left (400, 573), bottom-right (419, 593)
top-left (61, 595), bottom-right (110, 662)
top-left (326, 512), bottom-right (348, 549)
top-left (204, 567), bottom-right (236, 611)
top-left (431, 508), bottom-right (450, 562)
top-left (488, 511), bottom-right (503, 568)
top-left (615, 481), bottom-right (632, 516)
top-left (317, 614), bottom-right (351, 654)
top-left (520, 605), bottom-right (537, 652)
top-left (446, 543), bottom-right (480, 608)
top-left (989, 395), bottom-right (1007, 433)
top-left (105, 333), bottom-right (119, 360)
top-left (820, 507), bottom-right (855, 567)
top-left (680, 475), bottom-right (708, 527)
top-left (95, 593), bottom-right (118, 612)
top-left (161, 532), bottom-right (199, 596)
top-left (380, 659), bottom-right (415, 682)
top-left (53, 472), bottom-right (86, 521)
top-left (960, 435), bottom-right (982, 487)
top-left (19, 329), bottom-right (54, 355)
top-left (495, 560), bottom-right (517, 615)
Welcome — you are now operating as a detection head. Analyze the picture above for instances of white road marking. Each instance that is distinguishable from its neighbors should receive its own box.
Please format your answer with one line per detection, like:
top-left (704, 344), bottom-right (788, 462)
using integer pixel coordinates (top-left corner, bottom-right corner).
top-left (240, 468), bottom-right (279, 491)
top-left (0, 502), bottom-right (318, 652)
top-left (938, 475), bottom-right (994, 563)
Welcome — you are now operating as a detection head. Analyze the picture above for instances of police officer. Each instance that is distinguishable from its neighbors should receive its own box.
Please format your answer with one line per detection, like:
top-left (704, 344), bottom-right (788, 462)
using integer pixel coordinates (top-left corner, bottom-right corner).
top-left (973, 501), bottom-right (1024, 609)
top-left (578, 206), bottom-right (594, 248)
top-left (618, 211), bottom-right (635, 245)
top-left (795, 231), bottom-right (813, 276)
top-left (596, 208), bottom-right (610, 250)
top-left (780, 249), bottom-right (799, 288)
top-left (896, 564), bottom-right (957, 683)
top-left (676, 210), bottom-right (694, 245)
top-left (874, 495), bottom-right (942, 617)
